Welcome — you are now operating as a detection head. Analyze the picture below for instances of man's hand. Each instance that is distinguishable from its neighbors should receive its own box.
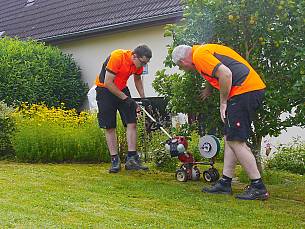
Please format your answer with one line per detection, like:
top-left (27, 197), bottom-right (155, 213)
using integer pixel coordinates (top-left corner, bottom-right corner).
top-left (140, 98), bottom-right (151, 107)
top-left (220, 102), bottom-right (227, 123)
top-left (199, 86), bottom-right (212, 100)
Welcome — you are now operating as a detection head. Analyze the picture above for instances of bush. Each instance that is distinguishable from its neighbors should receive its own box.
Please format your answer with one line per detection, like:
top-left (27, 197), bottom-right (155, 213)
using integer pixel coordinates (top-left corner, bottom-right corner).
top-left (144, 129), bottom-right (178, 172)
top-left (238, 167), bottom-right (304, 185)
top-left (0, 37), bottom-right (88, 110)
top-left (0, 101), bottom-right (15, 157)
top-left (152, 149), bottom-right (178, 172)
top-left (186, 131), bottom-right (200, 161)
top-left (116, 111), bottom-right (170, 163)
top-left (265, 140), bottom-right (305, 175)
top-left (13, 104), bottom-right (109, 163)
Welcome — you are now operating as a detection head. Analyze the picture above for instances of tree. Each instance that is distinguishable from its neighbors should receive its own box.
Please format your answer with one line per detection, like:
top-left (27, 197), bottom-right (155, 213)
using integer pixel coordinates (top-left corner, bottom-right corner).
top-left (153, 0), bottom-right (305, 166)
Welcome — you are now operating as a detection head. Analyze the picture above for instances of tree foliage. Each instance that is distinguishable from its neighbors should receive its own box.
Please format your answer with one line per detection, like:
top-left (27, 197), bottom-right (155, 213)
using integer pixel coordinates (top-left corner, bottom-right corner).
top-left (154, 0), bottom-right (305, 146)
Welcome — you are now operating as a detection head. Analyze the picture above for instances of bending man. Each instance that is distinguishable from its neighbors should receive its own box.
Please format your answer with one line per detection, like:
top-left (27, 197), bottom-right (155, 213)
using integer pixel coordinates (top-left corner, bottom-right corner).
top-left (172, 44), bottom-right (269, 200)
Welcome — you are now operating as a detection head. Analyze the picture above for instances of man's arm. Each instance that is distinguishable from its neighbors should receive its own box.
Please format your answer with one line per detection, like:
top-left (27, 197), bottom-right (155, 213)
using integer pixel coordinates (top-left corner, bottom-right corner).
top-left (134, 74), bottom-right (145, 98)
top-left (214, 64), bottom-right (232, 122)
top-left (104, 71), bottom-right (128, 100)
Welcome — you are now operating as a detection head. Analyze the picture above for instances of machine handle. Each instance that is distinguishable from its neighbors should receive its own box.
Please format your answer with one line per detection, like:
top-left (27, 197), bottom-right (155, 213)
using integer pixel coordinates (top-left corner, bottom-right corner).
top-left (137, 102), bottom-right (172, 139)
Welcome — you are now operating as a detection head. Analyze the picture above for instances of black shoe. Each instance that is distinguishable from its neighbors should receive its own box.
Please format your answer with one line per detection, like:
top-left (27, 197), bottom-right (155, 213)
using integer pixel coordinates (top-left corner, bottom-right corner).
top-left (202, 179), bottom-right (232, 195)
top-left (134, 154), bottom-right (149, 170)
top-left (125, 154), bottom-right (149, 171)
top-left (109, 155), bottom-right (121, 173)
top-left (235, 185), bottom-right (269, 200)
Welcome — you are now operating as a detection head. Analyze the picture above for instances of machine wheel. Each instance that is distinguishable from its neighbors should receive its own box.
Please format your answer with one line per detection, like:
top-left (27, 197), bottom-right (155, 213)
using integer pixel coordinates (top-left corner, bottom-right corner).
top-left (203, 168), bottom-right (219, 182)
top-left (210, 168), bottom-right (220, 182)
top-left (176, 169), bottom-right (188, 182)
top-left (203, 170), bottom-right (212, 182)
top-left (191, 166), bottom-right (201, 181)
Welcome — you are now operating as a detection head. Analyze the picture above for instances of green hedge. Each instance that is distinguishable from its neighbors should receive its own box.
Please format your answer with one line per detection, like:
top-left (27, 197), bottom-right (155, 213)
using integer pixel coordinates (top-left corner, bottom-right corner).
top-left (0, 101), bottom-right (15, 157)
top-left (0, 37), bottom-right (88, 110)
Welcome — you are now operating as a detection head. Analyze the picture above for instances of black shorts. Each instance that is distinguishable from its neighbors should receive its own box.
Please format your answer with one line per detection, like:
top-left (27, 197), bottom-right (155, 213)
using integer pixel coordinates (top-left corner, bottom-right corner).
top-left (96, 87), bottom-right (137, 129)
top-left (224, 90), bottom-right (265, 141)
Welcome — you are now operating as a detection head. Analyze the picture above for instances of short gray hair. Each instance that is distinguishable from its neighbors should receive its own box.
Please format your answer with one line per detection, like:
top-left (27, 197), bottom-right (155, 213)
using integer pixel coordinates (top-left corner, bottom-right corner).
top-left (171, 45), bottom-right (192, 64)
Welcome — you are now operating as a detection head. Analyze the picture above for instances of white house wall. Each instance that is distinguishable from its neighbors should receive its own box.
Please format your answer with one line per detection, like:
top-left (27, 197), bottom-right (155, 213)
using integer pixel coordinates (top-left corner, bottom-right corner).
top-left (57, 25), bottom-right (173, 98)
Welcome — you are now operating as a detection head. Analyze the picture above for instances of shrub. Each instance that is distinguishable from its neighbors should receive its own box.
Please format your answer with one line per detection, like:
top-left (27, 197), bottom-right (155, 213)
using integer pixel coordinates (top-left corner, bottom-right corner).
top-left (152, 149), bottom-right (179, 172)
top-left (265, 140), bottom-right (305, 175)
top-left (238, 167), bottom-right (304, 185)
top-left (215, 138), bottom-right (225, 162)
top-left (187, 131), bottom-right (201, 161)
top-left (143, 129), bottom-right (178, 172)
top-left (13, 104), bottom-right (109, 163)
top-left (135, 114), bottom-right (150, 161)
top-left (116, 111), bottom-right (170, 163)
top-left (0, 101), bottom-right (15, 157)
top-left (0, 37), bottom-right (88, 110)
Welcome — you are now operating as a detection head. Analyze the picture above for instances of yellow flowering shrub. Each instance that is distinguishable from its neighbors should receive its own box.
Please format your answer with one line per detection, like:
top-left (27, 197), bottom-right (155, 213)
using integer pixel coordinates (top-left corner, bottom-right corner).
top-left (12, 103), bottom-right (160, 163)
top-left (13, 103), bottom-right (109, 163)
top-left (15, 103), bottom-right (89, 127)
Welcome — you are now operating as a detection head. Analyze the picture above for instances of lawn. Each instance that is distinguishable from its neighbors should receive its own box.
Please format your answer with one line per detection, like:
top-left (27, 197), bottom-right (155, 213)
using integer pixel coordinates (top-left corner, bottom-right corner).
top-left (0, 161), bottom-right (304, 228)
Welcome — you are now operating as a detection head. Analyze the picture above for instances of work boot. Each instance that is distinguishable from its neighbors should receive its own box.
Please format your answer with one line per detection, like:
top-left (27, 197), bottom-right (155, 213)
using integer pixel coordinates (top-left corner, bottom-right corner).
top-left (202, 179), bottom-right (232, 195)
top-left (109, 155), bottom-right (121, 173)
top-left (235, 185), bottom-right (269, 200)
top-left (125, 153), bottom-right (149, 171)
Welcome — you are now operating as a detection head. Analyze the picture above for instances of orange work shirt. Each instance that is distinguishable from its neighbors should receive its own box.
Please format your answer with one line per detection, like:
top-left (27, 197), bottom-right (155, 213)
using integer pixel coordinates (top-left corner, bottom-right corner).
top-left (192, 44), bottom-right (266, 98)
top-left (96, 49), bottom-right (144, 91)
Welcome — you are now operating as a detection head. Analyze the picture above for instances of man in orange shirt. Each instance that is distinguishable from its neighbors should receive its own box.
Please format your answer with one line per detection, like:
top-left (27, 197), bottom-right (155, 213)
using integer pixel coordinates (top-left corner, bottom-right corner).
top-left (172, 44), bottom-right (269, 200)
top-left (96, 45), bottom-right (152, 173)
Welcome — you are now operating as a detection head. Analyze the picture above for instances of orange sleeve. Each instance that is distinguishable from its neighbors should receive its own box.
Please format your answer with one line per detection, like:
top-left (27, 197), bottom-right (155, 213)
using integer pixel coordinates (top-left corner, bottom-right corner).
top-left (106, 50), bottom-right (123, 74)
top-left (193, 50), bottom-right (222, 77)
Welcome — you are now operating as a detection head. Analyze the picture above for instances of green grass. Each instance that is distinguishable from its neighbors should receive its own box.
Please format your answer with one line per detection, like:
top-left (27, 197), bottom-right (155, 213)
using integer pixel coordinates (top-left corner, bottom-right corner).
top-left (0, 161), bottom-right (304, 228)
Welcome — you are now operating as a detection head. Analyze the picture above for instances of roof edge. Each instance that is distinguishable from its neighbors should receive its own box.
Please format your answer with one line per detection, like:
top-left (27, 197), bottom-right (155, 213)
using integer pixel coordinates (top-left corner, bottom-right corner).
top-left (40, 11), bottom-right (182, 42)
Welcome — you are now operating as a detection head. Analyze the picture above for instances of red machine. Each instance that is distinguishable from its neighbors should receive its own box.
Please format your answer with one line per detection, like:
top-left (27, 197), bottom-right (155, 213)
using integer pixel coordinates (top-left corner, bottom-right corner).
top-left (165, 136), bottom-right (220, 182)
top-left (139, 102), bottom-right (220, 182)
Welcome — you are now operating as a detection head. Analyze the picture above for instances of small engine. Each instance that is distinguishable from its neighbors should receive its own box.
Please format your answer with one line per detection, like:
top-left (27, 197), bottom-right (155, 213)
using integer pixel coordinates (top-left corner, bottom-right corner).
top-left (165, 136), bottom-right (188, 157)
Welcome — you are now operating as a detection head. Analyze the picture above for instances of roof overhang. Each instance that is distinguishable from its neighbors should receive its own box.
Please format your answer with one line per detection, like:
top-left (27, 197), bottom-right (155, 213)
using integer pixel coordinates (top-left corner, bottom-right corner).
top-left (42, 12), bottom-right (182, 44)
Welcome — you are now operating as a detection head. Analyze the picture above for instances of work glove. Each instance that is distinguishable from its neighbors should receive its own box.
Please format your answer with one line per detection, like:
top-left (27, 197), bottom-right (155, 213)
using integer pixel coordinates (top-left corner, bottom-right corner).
top-left (140, 98), bottom-right (151, 107)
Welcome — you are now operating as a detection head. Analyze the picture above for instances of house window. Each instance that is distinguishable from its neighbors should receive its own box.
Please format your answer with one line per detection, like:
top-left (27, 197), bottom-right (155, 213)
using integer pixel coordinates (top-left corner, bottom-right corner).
top-left (25, 0), bottom-right (35, 7)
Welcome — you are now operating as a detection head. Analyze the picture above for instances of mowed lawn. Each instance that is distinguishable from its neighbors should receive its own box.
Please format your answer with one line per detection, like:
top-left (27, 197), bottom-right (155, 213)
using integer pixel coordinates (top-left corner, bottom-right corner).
top-left (0, 161), bottom-right (304, 228)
